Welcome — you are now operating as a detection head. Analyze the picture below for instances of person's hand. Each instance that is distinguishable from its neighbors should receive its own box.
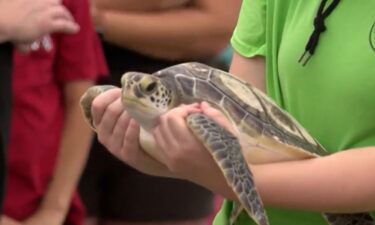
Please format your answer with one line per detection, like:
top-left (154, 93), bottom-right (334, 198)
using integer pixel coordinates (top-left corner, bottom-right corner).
top-left (1, 216), bottom-right (23, 225)
top-left (152, 103), bottom-right (212, 181)
top-left (22, 207), bottom-right (65, 225)
top-left (152, 102), bottom-right (238, 199)
top-left (152, 102), bottom-right (234, 181)
top-left (91, 88), bottom-right (174, 177)
top-left (0, 0), bottom-right (79, 43)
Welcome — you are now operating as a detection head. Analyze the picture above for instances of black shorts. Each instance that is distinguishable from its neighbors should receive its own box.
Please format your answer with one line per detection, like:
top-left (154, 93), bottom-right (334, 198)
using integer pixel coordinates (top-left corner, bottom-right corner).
top-left (79, 138), bottom-right (214, 221)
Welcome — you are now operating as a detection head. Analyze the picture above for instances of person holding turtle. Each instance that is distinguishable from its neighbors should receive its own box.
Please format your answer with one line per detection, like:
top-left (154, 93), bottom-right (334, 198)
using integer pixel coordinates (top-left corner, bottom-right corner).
top-left (86, 0), bottom-right (375, 225)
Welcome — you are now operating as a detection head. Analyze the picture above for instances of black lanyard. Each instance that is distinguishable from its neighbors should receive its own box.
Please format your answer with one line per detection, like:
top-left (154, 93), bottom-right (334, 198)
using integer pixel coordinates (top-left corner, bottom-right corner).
top-left (299, 0), bottom-right (341, 66)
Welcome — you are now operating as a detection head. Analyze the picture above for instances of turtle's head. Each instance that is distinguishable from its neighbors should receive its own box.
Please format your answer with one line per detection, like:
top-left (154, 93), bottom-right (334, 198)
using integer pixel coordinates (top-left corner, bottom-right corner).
top-left (121, 72), bottom-right (178, 129)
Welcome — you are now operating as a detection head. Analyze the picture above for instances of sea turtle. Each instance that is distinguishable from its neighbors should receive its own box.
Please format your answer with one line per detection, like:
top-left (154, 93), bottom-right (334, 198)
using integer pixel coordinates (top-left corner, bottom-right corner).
top-left (80, 62), bottom-right (374, 225)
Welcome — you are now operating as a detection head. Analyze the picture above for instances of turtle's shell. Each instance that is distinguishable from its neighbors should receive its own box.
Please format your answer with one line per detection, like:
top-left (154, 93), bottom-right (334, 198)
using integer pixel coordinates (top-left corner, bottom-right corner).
top-left (155, 62), bottom-right (328, 163)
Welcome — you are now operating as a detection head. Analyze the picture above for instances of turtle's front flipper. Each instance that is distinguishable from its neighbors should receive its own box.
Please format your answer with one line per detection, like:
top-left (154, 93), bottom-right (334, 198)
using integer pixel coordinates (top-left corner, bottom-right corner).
top-left (80, 85), bottom-right (117, 129)
top-left (230, 201), bottom-right (244, 225)
top-left (323, 212), bottom-right (374, 225)
top-left (186, 113), bottom-right (269, 225)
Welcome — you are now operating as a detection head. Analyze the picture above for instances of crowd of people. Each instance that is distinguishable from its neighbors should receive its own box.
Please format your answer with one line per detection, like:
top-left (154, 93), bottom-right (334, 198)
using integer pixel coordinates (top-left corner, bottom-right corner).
top-left (1, 0), bottom-right (375, 225)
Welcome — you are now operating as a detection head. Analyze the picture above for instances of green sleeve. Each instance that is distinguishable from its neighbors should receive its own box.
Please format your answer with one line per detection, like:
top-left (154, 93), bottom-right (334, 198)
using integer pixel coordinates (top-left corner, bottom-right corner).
top-left (230, 0), bottom-right (266, 57)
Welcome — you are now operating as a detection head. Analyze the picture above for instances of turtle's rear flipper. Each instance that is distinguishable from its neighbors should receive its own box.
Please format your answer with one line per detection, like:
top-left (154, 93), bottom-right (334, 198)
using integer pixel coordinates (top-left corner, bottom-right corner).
top-left (187, 113), bottom-right (269, 225)
top-left (80, 85), bottom-right (117, 129)
top-left (323, 212), bottom-right (374, 225)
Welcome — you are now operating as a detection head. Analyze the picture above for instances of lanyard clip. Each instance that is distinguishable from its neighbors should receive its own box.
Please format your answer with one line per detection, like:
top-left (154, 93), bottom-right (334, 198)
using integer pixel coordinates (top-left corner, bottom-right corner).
top-left (298, 50), bottom-right (312, 67)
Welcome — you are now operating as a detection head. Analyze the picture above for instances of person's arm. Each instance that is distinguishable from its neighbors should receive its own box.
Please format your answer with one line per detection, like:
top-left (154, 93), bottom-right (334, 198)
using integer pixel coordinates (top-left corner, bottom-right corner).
top-left (95, 0), bottom-right (241, 60)
top-left (151, 102), bottom-right (375, 214)
top-left (0, 0), bottom-right (79, 44)
top-left (94, 0), bottom-right (190, 12)
top-left (1, 216), bottom-right (22, 225)
top-left (252, 148), bottom-right (375, 213)
top-left (230, 51), bottom-right (266, 91)
top-left (24, 81), bottom-right (95, 225)
top-left (150, 54), bottom-right (375, 213)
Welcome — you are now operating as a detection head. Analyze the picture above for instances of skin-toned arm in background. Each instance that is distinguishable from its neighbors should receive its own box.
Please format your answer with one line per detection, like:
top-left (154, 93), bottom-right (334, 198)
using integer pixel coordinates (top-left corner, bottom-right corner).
top-left (23, 81), bottom-right (95, 225)
top-left (0, 0), bottom-right (79, 44)
top-left (94, 0), bottom-right (190, 12)
top-left (92, 0), bottom-right (241, 60)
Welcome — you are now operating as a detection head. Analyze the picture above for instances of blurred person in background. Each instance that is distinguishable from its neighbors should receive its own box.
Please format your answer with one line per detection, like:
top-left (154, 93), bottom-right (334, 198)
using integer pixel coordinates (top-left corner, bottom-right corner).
top-left (1, 0), bottom-right (107, 224)
top-left (78, 0), bottom-right (241, 225)
top-left (0, 0), bottom-right (80, 223)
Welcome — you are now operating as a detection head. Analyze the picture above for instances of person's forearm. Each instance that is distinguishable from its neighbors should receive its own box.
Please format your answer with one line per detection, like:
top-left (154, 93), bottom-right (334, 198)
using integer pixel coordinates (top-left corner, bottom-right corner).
top-left (0, 20), bottom-right (10, 43)
top-left (100, 5), bottom-right (239, 60)
top-left (40, 81), bottom-right (94, 214)
top-left (253, 147), bottom-right (375, 213)
top-left (95, 0), bottom-right (190, 12)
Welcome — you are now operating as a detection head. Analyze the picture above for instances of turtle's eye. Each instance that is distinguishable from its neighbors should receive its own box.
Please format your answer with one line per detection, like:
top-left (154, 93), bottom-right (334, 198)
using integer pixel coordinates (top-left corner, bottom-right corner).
top-left (140, 78), bottom-right (158, 95)
top-left (145, 82), bottom-right (157, 94)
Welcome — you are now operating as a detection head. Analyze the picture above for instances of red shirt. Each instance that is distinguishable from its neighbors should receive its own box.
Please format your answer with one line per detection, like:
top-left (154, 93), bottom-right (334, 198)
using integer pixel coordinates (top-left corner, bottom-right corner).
top-left (4, 0), bottom-right (107, 224)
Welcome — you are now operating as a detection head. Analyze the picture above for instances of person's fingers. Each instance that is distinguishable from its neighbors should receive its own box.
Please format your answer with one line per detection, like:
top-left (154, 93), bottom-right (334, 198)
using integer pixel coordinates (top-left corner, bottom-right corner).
top-left (160, 103), bottom-right (201, 124)
top-left (201, 101), bottom-right (237, 134)
top-left (121, 119), bottom-right (141, 161)
top-left (165, 104), bottom-right (202, 140)
top-left (200, 101), bottom-right (221, 116)
top-left (201, 101), bottom-right (227, 124)
top-left (97, 98), bottom-right (124, 136)
top-left (91, 88), bottom-right (121, 126)
top-left (48, 5), bottom-right (75, 21)
top-left (123, 119), bottom-right (140, 148)
top-left (155, 104), bottom-right (202, 159)
top-left (110, 111), bottom-right (131, 150)
top-left (152, 126), bottom-right (170, 164)
top-left (121, 120), bottom-right (175, 177)
top-left (48, 18), bottom-right (80, 34)
top-left (157, 105), bottom-right (197, 149)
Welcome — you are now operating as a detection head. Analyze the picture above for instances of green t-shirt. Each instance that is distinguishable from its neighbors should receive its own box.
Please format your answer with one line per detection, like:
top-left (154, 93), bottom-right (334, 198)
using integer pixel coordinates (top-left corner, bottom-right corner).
top-left (214, 0), bottom-right (375, 224)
